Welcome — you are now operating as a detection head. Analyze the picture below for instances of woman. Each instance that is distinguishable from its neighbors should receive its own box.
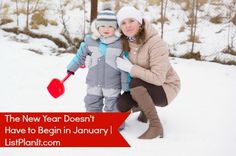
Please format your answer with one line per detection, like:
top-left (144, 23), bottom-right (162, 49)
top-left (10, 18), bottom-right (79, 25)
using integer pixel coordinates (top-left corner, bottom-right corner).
top-left (115, 6), bottom-right (181, 139)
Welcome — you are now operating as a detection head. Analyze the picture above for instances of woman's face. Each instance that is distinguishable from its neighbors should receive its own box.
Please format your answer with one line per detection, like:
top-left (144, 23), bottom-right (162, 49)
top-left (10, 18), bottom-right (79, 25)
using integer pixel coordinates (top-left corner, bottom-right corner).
top-left (120, 18), bottom-right (141, 37)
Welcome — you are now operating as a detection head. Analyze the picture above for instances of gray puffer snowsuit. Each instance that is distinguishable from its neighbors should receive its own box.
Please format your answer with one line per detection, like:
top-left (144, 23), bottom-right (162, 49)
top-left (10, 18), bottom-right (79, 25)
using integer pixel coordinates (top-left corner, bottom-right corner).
top-left (67, 35), bottom-right (129, 112)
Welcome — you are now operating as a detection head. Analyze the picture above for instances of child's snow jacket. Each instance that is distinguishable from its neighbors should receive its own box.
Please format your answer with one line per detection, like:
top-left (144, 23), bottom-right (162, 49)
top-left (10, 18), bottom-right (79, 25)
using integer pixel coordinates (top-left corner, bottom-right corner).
top-left (67, 35), bottom-right (129, 91)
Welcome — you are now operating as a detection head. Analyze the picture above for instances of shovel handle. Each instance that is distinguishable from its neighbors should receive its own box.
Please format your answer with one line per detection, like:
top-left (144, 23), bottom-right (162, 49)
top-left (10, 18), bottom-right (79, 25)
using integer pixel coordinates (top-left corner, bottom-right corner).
top-left (61, 72), bottom-right (72, 83)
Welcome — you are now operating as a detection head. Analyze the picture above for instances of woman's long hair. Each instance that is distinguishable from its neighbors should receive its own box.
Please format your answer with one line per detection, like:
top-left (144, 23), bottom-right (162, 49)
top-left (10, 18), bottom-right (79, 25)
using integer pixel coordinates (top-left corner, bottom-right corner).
top-left (121, 19), bottom-right (145, 52)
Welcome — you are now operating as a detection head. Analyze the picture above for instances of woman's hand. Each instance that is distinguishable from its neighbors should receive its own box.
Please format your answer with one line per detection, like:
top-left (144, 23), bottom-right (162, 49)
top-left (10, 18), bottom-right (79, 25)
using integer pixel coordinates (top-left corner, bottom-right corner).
top-left (116, 57), bottom-right (133, 73)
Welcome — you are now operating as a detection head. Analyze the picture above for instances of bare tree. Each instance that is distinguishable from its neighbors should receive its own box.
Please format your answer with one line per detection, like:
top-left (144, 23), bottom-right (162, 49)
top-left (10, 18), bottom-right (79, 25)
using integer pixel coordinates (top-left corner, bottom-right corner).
top-left (15, 0), bottom-right (19, 28)
top-left (90, 0), bottom-right (98, 23)
top-left (24, 0), bottom-right (45, 31)
top-left (83, 0), bottom-right (86, 37)
top-left (190, 0), bottom-right (198, 53)
top-left (25, 0), bottom-right (30, 31)
top-left (190, 0), bottom-right (194, 40)
top-left (164, 0), bottom-right (168, 20)
top-left (160, 0), bottom-right (164, 38)
top-left (193, 0), bottom-right (198, 38)
top-left (32, 0), bottom-right (40, 13)
top-left (59, 0), bottom-right (73, 47)
top-left (160, 0), bottom-right (168, 39)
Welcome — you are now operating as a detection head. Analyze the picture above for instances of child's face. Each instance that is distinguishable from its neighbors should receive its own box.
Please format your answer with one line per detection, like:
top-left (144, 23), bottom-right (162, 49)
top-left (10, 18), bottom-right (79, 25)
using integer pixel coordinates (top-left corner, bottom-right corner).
top-left (98, 26), bottom-right (116, 38)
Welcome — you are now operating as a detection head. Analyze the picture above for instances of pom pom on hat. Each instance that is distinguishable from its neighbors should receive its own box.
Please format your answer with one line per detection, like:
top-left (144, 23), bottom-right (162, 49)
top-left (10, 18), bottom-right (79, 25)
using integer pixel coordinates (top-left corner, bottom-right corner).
top-left (117, 6), bottom-right (143, 26)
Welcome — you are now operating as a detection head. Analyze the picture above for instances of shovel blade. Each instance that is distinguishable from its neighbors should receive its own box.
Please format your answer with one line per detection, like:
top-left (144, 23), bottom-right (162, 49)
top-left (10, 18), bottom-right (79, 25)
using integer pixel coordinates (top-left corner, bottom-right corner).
top-left (47, 78), bottom-right (65, 98)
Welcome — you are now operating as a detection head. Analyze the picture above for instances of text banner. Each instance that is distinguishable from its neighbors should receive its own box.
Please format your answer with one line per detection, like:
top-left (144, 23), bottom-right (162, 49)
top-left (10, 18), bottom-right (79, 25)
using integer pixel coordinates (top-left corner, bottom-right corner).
top-left (0, 112), bottom-right (130, 147)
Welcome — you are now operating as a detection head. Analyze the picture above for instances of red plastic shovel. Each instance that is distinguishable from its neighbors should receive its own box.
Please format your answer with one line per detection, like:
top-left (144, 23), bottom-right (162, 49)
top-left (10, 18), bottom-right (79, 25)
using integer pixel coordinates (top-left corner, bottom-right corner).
top-left (47, 72), bottom-right (72, 98)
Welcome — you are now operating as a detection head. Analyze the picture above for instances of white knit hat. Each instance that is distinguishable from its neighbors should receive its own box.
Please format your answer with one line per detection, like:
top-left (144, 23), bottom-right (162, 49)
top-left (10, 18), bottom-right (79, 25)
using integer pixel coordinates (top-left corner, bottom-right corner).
top-left (117, 6), bottom-right (143, 26)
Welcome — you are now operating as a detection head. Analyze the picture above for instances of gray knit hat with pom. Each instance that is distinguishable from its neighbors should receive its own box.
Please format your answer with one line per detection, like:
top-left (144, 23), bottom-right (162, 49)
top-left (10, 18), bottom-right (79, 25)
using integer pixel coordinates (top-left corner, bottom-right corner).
top-left (96, 3), bottom-right (117, 29)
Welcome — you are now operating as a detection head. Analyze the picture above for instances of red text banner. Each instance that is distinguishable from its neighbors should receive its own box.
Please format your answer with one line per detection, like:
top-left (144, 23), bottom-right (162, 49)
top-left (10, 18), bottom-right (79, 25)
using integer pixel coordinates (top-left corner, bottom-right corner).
top-left (0, 112), bottom-right (130, 147)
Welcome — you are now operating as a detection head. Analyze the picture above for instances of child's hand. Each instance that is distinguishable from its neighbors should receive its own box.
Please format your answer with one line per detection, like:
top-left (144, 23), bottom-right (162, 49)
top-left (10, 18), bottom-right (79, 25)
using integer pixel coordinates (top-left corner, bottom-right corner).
top-left (67, 70), bottom-right (74, 75)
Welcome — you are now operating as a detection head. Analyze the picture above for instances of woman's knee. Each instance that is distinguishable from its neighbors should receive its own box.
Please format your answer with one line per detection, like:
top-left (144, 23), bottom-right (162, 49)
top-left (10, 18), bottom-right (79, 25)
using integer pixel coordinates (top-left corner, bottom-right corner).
top-left (130, 78), bottom-right (146, 89)
top-left (117, 92), bottom-right (136, 112)
top-left (130, 78), bottom-right (168, 107)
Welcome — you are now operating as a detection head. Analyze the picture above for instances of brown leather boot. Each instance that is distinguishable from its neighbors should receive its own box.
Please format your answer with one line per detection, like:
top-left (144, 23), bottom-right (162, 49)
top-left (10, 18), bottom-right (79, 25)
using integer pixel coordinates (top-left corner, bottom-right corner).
top-left (137, 111), bottom-right (148, 123)
top-left (132, 107), bottom-right (148, 123)
top-left (131, 86), bottom-right (163, 139)
top-left (131, 106), bottom-right (141, 113)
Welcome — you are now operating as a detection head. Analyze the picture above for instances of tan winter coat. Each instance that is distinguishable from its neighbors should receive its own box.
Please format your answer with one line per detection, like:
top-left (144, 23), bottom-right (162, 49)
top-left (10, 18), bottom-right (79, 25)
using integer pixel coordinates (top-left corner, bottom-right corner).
top-left (129, 19), bottom-right (181, 103)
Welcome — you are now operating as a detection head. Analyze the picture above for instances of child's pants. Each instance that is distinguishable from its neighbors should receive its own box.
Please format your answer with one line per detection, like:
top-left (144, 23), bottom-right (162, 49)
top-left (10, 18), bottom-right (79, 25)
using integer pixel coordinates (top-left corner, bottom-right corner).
top-left (84, 85), bottom-right (120, 112)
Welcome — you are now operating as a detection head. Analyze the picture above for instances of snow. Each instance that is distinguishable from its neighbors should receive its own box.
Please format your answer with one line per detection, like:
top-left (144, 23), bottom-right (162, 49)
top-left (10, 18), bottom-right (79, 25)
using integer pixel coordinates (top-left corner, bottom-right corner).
top-left (143, 1), bottom-right (236, 61)
top-left (1, 0), bottom-right (236, 155)
top-left (1, 0), bottom-right (236, 63)
top-left (1, 25), bottom-right (236, 156)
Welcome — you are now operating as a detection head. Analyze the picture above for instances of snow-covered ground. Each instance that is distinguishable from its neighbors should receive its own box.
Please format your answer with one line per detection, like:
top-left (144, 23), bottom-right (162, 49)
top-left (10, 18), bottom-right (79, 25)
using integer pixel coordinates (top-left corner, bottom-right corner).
top-left (1, 26), bottom-right (236, 155)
